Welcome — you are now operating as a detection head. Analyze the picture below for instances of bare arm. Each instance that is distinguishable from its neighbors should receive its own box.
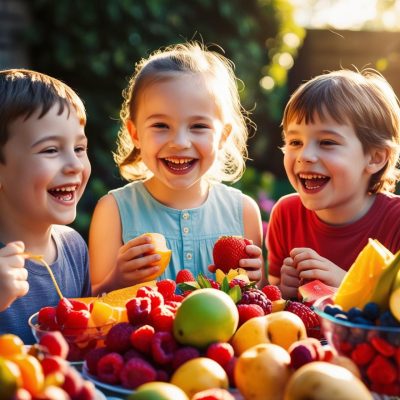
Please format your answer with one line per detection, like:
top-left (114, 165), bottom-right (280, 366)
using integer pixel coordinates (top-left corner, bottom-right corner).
top-left (88, 194), bottom-right (160, 295)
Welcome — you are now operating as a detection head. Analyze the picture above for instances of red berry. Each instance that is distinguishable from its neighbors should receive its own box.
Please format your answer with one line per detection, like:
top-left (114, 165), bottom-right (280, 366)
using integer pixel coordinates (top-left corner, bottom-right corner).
top-left (40, 355), bottom-right (67, 376)
top-left (120, 358), bottom-right (157, 389)
top-left (38, 306), bottom-right (59, 330)
top-left (105, 322), bottom-right (135, 353)
top-left (206, 342), bottom-right (234, 367)
top-left (367, 354), bottom-right (397, 385)
top-left (156, 279), bottom-right (177, 299)
top-left (239, 288), bottom-right (272, 314)
top-left (237, 304), bottom-right (264, 326)
top-left (97, 352), bottom-right (124, 384)
top-left (74, 380), bottom-right (97, 400)
top-left (61, 367), bottom-right (84, 397)
top-left (39, 331), bottom-right (69, 359)
top-left (370, 336), bottom-right (396, 357)
top-left (56, 298), bottom-right (74, 326)
top-left (285, 301), bottom-right (320, 333)
top-left (223, 356), bottom-right (237, 387)
top-left (136, 286), bottom-right (164, 309)
top-left (126, 296), bottom-right (152, 325)
top-left (172, 346), bottom-right (200, 370)
top-left (151, 331), bottom-right (177, 365)
top-left (150, 306), bottom-right (175, 332)
top-left (130, 325), bottom-right (155, 354)
top-left (85, 347), bottom-right (110, 376)
top-left (351, 342), bottom-right (376, 366)
top-left (176, 269), bottom-right (195, 283)
top-left (261, 285), bottom-right (282, 301)
top-left (62, 309), bottom-right (90, 336)
top-left (212, 236), bottom-right (251, 273)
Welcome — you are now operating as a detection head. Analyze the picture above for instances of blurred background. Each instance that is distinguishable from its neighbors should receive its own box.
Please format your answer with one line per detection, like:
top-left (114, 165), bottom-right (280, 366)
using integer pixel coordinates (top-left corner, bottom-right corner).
top-left (1, 0), bottom-right (400, 240)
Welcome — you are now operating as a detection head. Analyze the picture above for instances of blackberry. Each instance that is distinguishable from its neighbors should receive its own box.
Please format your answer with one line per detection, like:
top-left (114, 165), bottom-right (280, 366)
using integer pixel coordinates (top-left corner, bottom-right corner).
top-left (238, 288), bottom-right (272, 314)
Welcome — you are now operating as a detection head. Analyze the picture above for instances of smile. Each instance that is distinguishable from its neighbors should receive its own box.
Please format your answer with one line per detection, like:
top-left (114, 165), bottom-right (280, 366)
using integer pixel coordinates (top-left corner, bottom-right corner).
top-left (298, 173), bottom-right (330, 191)
top-left (48, 185), bottom-right (78, 202)
top-left (162, 157), bottom-right (197, 173)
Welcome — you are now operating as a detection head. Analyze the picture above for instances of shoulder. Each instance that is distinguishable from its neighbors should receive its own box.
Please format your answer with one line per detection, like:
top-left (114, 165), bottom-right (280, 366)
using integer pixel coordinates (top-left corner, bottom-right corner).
top-left (52, 225), bottom-right (87, 254)
top-left (271, 193), bottom-right (301, 214)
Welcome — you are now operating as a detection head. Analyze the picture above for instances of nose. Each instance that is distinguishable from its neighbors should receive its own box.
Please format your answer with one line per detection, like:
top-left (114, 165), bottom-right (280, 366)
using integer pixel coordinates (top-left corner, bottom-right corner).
top-left (297, 143), bottom-right (318, 163)
top-left (63, 150), bottom-right (86, 174)
top-left (169, 128), bottom-right (191, 149)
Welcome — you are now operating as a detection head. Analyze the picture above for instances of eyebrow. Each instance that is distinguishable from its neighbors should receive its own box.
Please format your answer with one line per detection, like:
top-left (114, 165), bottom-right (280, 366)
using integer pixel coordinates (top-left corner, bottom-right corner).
top-left (285, 129), bottom-right (344, 137)
top-left (32, 134), bottom-right (88, 147)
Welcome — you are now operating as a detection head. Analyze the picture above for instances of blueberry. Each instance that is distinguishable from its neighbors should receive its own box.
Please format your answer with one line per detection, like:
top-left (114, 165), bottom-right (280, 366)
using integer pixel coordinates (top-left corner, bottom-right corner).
top-left (347, 307), bottom-right (363, 321)
top-left (379, 310), bottom-right (400, 327)
top-left (362, 302), bottom-right (380, 321)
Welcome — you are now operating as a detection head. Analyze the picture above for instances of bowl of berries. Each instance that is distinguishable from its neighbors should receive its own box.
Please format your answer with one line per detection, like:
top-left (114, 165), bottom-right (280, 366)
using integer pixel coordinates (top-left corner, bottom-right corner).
top-left (314, 295), bottom-right (400, 397)
top-left (29, 297), bottom-right (119, 363)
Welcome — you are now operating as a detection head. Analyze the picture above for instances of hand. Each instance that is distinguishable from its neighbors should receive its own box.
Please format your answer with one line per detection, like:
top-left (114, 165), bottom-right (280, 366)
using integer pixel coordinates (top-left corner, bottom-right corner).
top-left (290, 247), bottom-right (345, 288)
top-left (114, 234), bottom-right (162, 287)
top-left (208, 243), bottom-right (263, 283)
top-left (0, 241), bottom-right (28, 311)
top-left (280, 256), bottom-right (301, 299)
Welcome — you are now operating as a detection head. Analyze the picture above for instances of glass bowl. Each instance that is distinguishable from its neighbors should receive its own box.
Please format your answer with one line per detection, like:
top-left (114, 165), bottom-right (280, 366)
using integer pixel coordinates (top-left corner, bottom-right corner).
top-left (28, 312), bottom-right (115, 363)
top-left (314, 295), bottom-right (400, 397)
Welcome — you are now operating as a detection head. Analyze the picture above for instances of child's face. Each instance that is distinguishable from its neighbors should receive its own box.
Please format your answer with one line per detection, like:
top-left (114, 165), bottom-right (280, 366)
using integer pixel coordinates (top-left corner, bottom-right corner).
top-left (283, 112), bottom-right (374, 223)
top-left (128, 74), bottom-right (229, 193)
top-left (0, 104), bottom-right (91, 228)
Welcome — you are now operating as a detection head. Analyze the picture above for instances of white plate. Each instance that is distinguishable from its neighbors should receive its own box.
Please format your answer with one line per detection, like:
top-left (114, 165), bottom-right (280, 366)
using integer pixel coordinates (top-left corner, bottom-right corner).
top-left (81, 363), bottom-right (134, 396)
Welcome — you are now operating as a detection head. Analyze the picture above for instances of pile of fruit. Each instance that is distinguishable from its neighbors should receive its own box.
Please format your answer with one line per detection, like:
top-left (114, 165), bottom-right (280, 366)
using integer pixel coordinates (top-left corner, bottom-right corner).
top-left (317, 238), bottom-right (400, 396)
top-left (0, 331), bottom-right (96, 399)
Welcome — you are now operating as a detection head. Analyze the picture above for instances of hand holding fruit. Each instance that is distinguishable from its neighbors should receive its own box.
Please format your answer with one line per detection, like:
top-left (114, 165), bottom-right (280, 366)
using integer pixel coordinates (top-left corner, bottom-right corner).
top-left (0, 241), bottom-right (29, 311)
top-left (209, 236), bottom-right (263, 283)
top-left (115, 233), bottom-right (171, 286)
top-left (280, 257), bottom-right (301, 299)
top-left (290, 247), bottom-right (345, 288)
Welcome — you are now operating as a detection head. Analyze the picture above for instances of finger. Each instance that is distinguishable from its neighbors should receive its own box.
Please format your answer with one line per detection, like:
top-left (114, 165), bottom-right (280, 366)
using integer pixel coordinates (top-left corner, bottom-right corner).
top-left (14, 267), bottom-right (28, 281)
top-left (123, 266), bottom-right (160, 283)
top-left (0, 242), bottom-right (25, 257)
top-left (120, 235), bottom-right (152, 253)
top-left (299, 269), bottom-right (326, 281)
top-left (244, 245), bottom-right (261, 257)
top-left (239, 258), bottom-right (261, 270)
top-left (15, 280), bottom-right (29, 298)
top-left (120, 243), bottom-right (156, 262)
top-left (283, 257), bottom-right (294, 267)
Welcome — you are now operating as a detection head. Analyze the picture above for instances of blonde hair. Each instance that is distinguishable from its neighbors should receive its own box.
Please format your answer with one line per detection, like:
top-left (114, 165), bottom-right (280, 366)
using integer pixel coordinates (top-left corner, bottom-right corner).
top-left (114, 42), bottom-right (251, 183)
top-left (282, 69), bottom-right (400, 193)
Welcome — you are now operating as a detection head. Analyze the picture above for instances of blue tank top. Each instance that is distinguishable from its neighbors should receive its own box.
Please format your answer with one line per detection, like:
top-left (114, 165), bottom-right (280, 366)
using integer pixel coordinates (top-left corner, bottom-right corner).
top-left (110, 181), bottom-right (244, 280)
top-left (0, 225), bottom-right (91, 344)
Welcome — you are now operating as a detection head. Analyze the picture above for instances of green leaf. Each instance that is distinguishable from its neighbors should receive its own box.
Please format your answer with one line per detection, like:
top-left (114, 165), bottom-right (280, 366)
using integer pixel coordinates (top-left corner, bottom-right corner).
top-left (220, 277), bottom-right (230, 293)
top-left (197, 274), bottom-right (212, 288)
top-left (229, 285), bottom-right (242, 303)
top-left (177, 283), bottom-right (198, 292)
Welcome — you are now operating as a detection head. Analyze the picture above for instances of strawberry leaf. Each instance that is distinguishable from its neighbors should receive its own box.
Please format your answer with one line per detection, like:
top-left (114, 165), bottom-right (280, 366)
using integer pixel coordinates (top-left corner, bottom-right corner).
top-left (177, 283), bottom-right (198, 292)
top-left (197, 274), bottom-right (212, 288)
top-left (220, 276), bottom-right (230, 293)
top-left (229, 285), bottom-right (242, 303)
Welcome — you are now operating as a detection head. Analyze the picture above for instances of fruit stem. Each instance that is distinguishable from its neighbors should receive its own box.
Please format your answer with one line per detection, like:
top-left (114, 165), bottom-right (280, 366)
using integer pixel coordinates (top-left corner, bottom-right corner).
top-left (23, 253), bottom-right (64, 300)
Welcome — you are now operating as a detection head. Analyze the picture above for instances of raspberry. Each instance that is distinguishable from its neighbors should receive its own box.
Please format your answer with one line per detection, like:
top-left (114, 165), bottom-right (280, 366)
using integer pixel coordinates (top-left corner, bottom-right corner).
top-left (39, 331), bottom-right (69, 359)
top-left (130, 325), bottom-right (155, 354)
top-left (85, 347), bottom-right (110, 376)
top-left (239, 288), bottom-right (272, 314)
top-left (366, 354), bottom-right (397, 385)
top-left (285, 301), bottom-right (320, 333)
top-left (261, 285), bottom-right (282, 301)
top-left (157, 279), bottom-right (177, 299)
top-left (38, 306), bottom-right (59, 330)
top-left (228, 279), bottom-right (248, 290)
top-left (150, 306), bottom-right (175, 332)
top-left (61, 367), bottom-right (83, 397)
top-left (156, 368), bottom-right (170, 382)
top-left (370, 336), bottom-right (396, 357)
top-left (136, 286), bottom-right (164, 309)
top-left (126, 296), bottom-right (152, 325)
top-left (120, 358), bottom-right (157, 389)
top-left (169, 294), bottom-right (185, 302)
top-left (288, 338), bottom-right (324, 370)
top-left (206, 342), bottom-right (234, 368)
top-left (105, 322), bottom-right (135, 353)
top-left (176, 269), bottom-right (195, 283)
top-left (164, 300), bottom-right (181, 313)
top-left (237, 304), bottom-right (264, 326)
top-left (350, 342), bottom-right (375, 366)
top-left (75, 380), bottom-right (97, 400)
top-left (97, 352), bottom-right (124, 384)
top-left (172, 346), bottom-right (200, 370)
top-left (151, 331), bottom-right (177, 365)
top-left (40, 355), bottom-right (67, 376)
top-left (223, 356), bottom-right (237, 387)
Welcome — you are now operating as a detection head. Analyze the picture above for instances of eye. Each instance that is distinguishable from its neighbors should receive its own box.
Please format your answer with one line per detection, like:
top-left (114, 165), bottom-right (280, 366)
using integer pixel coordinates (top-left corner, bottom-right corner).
top-left (286, 139), bottom-right (302, 147)
top-left (75, 145), bottom-right (88, 154)
top-left (152, 122), bottom-right (169, 129)
top-left (40, 147), bottom-right (58, 154)
top-left (320, 139), bottom-right (337, 146)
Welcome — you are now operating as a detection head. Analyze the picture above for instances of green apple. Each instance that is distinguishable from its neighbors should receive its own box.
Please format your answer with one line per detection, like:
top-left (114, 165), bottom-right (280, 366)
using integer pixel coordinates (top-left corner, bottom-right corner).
top-left (173, 288), bottom-right (239, 348)
top-left (128, 382), bottom-right (188, 400)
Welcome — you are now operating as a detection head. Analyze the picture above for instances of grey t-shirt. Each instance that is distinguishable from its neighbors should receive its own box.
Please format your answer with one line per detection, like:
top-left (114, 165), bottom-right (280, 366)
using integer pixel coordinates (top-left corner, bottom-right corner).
top-left (0, 225), bottom-right (91, 343)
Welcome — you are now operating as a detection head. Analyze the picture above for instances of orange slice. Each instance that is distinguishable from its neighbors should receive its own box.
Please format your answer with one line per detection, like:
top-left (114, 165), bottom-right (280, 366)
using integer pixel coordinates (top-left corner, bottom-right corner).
top-left (144, 233), bottom-right (172, 280)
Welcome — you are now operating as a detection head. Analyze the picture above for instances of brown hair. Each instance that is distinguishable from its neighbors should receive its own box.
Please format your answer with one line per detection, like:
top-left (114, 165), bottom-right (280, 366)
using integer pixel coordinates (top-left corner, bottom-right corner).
top-left (282, 69), bottom-right (400, 193)
top-left (114, 41), bottom-right (251, 183)
top-left (0, 69), bottom-right (86, 163)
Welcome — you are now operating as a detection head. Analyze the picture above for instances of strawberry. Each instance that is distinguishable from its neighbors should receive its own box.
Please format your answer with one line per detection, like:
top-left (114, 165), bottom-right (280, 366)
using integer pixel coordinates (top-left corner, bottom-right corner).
top-left (285, 301), bottom-right (320, 334)
top-left (212, 236), bottom-right (251, 273)
top-left (176, 269), bottom-right (195, 283)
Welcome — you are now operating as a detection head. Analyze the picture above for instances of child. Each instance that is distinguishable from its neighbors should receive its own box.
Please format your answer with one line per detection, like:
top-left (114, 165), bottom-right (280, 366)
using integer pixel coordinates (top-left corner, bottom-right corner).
top-left (89, 42), bottom-right (264, 295)
top-left (266, 69), bottom-right (400, 299)
top-left (0, 69), bottom-right (92, 343)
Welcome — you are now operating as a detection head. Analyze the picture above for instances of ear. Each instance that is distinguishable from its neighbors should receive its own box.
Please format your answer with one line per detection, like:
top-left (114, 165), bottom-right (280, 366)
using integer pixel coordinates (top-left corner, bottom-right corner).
top-left (366, 147), bottom-right (389, 174)
top-left (126, 119), bottom-right (140, 148)
top-left (218, 124), bottom-right (232, 149)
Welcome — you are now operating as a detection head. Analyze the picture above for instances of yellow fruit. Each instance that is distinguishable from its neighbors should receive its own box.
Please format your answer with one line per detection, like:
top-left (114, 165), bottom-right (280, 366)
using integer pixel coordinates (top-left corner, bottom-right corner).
top-left (231, 316), bottom-right (269, 356)
top-left (389, 286), bottom-right (400, 322)
top-left (272, 299), bottom-right (286, 312)
top-left (128, 382), bottom-right (189, 400)
top-left (235, 343), bottom-right (291, 400)
top-left (264, 311), bottom-right (307, 351)
top-left (173, 289), bottom-right (238, 348)
top-left (11, 354), bottom-right (44, 396)
top-left (144, 233), bottom-right (172, 280)
top-left (88, 301), bottom-right (115, 327)
top-left (0, 357), bottom-right (21, 400)
top-left (283, 362), bottom-right (372, 400)
top-left (171, 358), bottom-right (228, 398)
top-left (0, 334), bottom-right (26, 358)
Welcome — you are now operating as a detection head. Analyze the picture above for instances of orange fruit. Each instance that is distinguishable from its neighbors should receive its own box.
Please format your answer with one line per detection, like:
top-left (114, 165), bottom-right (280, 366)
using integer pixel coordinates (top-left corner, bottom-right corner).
top-left (0, 334), bottom-right (26, 358)
top-left (11, 354), bottom-right (44, 396)
top-left (144, 232), bottom-right (172, 280)
top-left (88, 301), bottom-right (115, 327)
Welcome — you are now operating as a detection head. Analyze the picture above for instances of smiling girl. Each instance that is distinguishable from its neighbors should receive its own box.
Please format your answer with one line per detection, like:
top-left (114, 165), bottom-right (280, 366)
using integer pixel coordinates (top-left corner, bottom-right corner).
top-left (267, 69), bottom-right (400, 299)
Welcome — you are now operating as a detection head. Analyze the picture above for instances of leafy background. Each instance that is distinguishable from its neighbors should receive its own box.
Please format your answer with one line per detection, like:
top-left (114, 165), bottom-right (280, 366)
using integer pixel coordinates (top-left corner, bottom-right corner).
top-left (24, 0), bottom-right (304, 238)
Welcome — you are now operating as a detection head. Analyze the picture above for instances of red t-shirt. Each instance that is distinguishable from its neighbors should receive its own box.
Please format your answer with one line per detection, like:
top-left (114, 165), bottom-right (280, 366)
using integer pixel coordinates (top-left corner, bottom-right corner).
top-left (267, 192), bottom-right (400, 278)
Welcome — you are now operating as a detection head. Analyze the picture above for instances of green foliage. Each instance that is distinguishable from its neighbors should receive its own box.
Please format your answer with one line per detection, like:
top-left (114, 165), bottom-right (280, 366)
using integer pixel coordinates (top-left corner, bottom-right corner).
top-left (24, 0), bottom-right (303, 238)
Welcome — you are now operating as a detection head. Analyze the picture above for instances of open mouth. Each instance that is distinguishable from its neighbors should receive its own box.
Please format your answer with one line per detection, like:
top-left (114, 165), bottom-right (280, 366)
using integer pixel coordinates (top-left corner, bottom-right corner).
top-left (162, 157), bottom-right (197, 173)
top-left (48, 185), bottom-right (77, 202)
top-left (298, 173), bottom-right (330, 191)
